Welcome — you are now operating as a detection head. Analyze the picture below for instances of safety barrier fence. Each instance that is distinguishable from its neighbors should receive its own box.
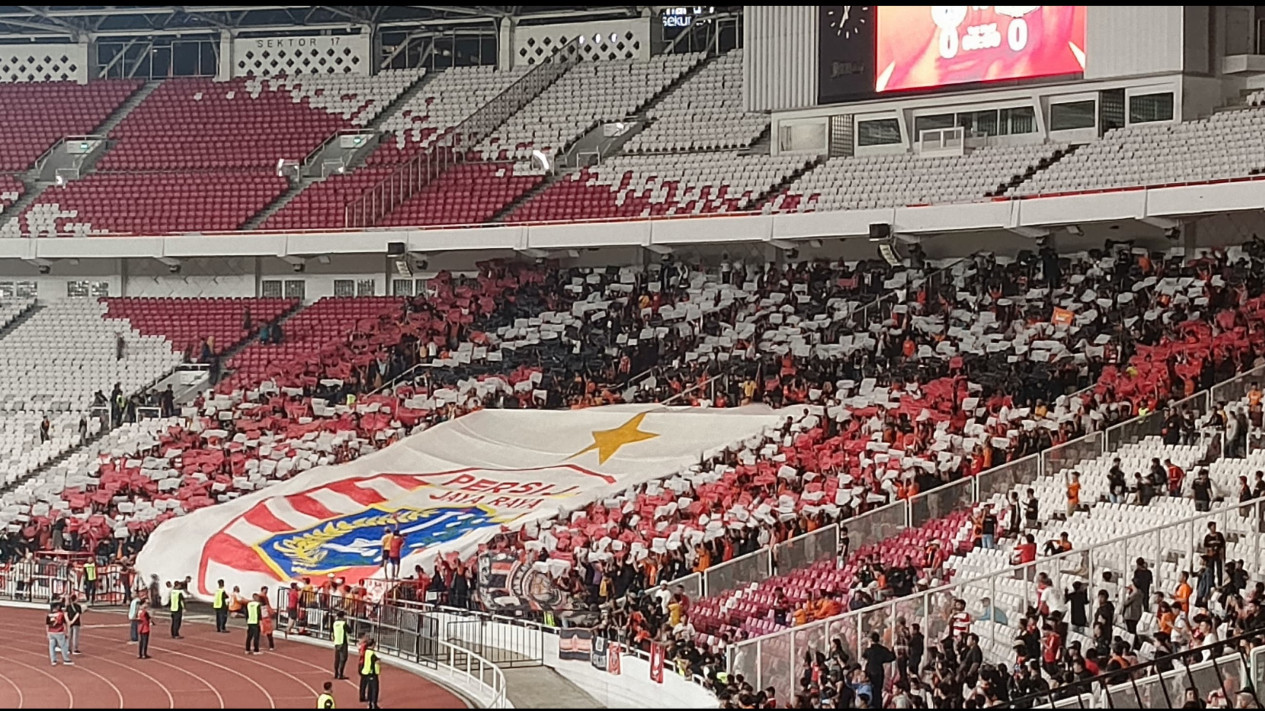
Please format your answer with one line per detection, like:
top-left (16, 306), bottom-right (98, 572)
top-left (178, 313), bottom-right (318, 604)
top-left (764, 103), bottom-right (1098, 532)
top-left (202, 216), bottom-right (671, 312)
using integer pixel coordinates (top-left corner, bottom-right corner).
top-left (273, 587), bottom-right (511, 708)
top-left (726, 495), bottom-right (1265, 705)
top-left (672, 361), bottom-right (1265, 605)
top-left (0, 558), bottom-right (130, 606)
top-left (1016, 629), bottom-right (1263, 709)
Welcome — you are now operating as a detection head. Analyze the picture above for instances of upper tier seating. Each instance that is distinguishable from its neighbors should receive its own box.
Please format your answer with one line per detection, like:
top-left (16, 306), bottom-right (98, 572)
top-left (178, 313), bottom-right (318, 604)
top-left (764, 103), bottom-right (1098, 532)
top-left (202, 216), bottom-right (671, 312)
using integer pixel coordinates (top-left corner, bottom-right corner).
top-left (98, 73), bottom-right (420, 172)
top-left (220, 296), bottom-right (404, 393)
top-left (506, 153), bottom-right (809, 222)
top-left (259, 166), bottom-right (396, 231)
top-left (369, 65), bottom-right (532, 166)
top-left (101, 297), bottom-right (296, 358)
top-left (1012, 109), bottom-right (1265, 196)
top-left (377, 161), bottom-right (545, 227)
top-left (624, 50), bottom-right (769, 153)
top-left (246, 71), bottom-right (422, 128)
top-left (0, 176), bottom-right (23, 215)
top-left (6, 170), bottom-right (288, 236)
top-left (0, 300), bottom-right (181, 486)
top-left (475, 54), bottom-right (704, 162)
top-left (263, 65), bottom-right (535, 231)
top-left (769, 143), bottom-right (1066, 213)
top-left (0, 80), bottom-right (140, 172)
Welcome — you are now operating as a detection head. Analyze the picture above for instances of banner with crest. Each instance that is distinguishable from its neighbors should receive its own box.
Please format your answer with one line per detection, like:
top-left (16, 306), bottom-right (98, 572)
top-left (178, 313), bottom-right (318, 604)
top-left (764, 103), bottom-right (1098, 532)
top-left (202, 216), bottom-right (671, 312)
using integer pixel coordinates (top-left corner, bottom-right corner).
top-left (136, 405), bottom-right (786, 600)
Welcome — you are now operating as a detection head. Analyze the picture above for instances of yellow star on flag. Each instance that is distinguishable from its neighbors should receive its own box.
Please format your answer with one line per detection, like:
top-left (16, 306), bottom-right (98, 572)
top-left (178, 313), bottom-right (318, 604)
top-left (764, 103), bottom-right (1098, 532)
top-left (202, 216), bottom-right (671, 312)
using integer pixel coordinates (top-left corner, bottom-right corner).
top-left (568, 412), bottom-right (659, 464)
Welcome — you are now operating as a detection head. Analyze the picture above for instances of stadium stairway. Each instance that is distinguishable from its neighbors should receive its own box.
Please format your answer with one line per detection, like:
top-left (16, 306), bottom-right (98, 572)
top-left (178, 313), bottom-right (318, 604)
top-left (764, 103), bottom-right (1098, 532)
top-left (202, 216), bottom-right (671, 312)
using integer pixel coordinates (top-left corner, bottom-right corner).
top-left (242, 70), bottom-right (437, 231)
top-left (749, 154), bottom-right (824, 211)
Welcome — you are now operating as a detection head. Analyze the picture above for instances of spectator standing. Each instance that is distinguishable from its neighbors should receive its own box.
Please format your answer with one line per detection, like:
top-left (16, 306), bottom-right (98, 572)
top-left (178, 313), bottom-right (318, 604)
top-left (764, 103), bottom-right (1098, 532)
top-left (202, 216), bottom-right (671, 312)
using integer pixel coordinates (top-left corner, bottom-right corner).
top-left (136, 600), bottom-right (152, 660)
top-left (46, 600), bottom-right (73, 667)
top-left (65, 593), bottom-right (83, 655)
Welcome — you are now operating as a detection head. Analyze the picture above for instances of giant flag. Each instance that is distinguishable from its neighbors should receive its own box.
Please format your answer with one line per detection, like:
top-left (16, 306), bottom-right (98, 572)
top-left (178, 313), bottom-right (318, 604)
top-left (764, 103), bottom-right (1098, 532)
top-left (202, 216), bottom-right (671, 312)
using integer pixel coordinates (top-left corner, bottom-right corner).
top-left (136, 404), bottom-right (791, 600)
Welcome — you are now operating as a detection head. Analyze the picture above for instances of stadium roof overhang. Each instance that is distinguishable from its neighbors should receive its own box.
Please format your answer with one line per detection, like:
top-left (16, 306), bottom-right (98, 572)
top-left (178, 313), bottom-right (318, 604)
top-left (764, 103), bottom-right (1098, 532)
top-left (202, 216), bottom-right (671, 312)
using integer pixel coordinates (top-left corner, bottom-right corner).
top-left (0, 5), bottom-right (656, 40)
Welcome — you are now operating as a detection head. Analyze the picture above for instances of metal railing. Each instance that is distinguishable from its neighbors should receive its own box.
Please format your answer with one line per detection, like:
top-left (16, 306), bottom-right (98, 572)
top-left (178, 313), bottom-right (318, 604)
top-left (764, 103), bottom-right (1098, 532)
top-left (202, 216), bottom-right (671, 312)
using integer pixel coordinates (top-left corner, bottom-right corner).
top-left (344, 39), bottom-right (579, 229)
top-left (1017, 630), bottom-right (1262, 709)
top-left (730, 495), bottom-right (1265, 705)
top-left (684, 361), bottom-right (1265, 608)
top-left (274, 589), bottom-right (510, 708)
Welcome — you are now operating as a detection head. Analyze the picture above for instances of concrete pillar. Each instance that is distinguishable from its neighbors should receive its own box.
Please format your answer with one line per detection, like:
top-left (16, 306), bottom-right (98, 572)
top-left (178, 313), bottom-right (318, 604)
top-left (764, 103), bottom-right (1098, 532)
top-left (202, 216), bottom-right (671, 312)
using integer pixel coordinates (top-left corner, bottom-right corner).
top-left (78, 36), bottom-right (96, 83)
top-left (216, 31), bottom-right (234, 82)
top-left (498, 17), bottom-right (515, 70)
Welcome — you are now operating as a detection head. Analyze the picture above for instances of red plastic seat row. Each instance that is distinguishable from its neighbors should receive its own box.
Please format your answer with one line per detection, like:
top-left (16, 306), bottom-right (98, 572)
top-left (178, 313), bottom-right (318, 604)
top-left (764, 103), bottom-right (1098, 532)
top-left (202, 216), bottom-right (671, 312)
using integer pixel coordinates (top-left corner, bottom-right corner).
top-left (14, 170), bottom-right (288, 236)
top-left (0, 79), bottom-right (141, 171)
top-left (102, 297), bottom-right (298, 356)
top-left (98, 77), bottom-right (354, 172)
top-left (377, 162), bottom-right (544, 227)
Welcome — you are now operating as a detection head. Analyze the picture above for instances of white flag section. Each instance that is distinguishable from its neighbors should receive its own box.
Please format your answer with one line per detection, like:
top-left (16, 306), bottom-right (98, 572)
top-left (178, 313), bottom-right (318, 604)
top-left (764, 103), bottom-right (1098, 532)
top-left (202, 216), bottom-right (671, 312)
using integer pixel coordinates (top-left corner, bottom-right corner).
top-left (137, 404), bottom-right (790, 600)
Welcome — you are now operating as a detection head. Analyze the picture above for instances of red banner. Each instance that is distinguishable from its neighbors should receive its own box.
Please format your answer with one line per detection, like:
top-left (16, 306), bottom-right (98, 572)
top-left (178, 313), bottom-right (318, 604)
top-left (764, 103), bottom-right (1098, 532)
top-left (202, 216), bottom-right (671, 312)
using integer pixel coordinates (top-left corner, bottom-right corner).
top-left (649, 642), bottom-right (664, 684)
top-left (608, 642), bottom-right (622, 676)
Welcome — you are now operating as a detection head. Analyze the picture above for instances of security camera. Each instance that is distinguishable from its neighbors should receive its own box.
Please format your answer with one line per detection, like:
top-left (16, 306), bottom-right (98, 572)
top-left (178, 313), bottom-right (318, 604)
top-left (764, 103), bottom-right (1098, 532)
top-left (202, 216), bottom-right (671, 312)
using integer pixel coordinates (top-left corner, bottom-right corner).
top-left (292, 261), bottom-right (306, 273)
top-left (38, 264), bottom-right (50, 275)
top-left (785, 248), bottom-right (799, 261)
top-left (416, 257), bottom-right (429, 270)
top-left (168, 263), bottom-right (182, 274)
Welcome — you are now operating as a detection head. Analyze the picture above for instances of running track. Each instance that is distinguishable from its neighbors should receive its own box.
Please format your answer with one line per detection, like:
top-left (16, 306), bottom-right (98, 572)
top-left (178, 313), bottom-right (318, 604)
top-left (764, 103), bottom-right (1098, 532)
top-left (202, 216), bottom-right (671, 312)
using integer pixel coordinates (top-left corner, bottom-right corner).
top-left (0, 607), bottom-right (468, 708)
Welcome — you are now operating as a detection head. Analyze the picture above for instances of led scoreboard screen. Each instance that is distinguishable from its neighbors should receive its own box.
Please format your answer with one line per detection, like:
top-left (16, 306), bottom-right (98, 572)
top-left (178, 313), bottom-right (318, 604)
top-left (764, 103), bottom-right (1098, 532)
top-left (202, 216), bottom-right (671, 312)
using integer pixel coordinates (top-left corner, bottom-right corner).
top-left (817, 6), bottom-right (1087, 104)
top-left (876, 6), bottom-right (1086, 92)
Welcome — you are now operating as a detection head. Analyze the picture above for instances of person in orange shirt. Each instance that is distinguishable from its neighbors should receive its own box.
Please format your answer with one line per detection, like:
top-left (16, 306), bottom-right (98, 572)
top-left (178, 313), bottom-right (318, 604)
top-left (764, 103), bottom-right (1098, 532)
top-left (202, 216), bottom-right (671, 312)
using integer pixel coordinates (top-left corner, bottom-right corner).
top-left (693, 545), bottom-right (711, 574)
top-left (1066, 472), bottom-right (1081, 516)
top-left (1174, 571), bottom-right (1193, 612)
top-left (792, 602), bottom-right (809, 627)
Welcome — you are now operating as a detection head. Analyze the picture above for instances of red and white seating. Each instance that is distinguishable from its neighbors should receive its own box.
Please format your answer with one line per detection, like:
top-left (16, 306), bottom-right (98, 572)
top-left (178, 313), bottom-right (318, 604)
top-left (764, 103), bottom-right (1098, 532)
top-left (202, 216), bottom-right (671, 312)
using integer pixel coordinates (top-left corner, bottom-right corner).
top-left (377, 162), bottom-right (545, 227)
top-left (220, 296), bottom-right (404, 393)
top-left (0, 176), bottom-right (23, 215)
top-left (769, 143), bottom-right (1064, 213)
top-left (0, 300), bottom-right (181, 487)
top-left (99, 75), bottom-right (415, 172)
top-left (475, 54), bottom-right (704, 162)
top-left (624, 50), bottom-right (768, 153)
top-left (507, 153), bottom-right (809, 221)
top-left (0, 80), bottom-right (141, 172)
top-left (8, 170), bottom-right (288, 236)
top-left (101, 297), bottom-right (296, 358)
top-left (245, 70), bottom-right (423, 128)
top-left (369, 65), bottom-right (532, 166)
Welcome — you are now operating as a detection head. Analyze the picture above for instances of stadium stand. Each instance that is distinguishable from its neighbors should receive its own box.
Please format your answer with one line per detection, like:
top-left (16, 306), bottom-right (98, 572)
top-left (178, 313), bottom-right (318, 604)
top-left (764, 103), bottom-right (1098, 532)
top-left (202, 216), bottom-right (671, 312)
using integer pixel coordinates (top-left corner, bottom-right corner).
top-left (474, 54), bottom-right (704, 162)
top-left (505, 153), bottom-right (811, 221)
top-left (0, 176), bottom-right (24, 215)
top-left (100, 297), bottom-right (297, 360)
top-left (0, 79), bottom-right (141, 172)
top-left (623, 50), bottom-right (769, 154)
top-left (768, 143), bottom-right (1069, 213)
top-left (13, 170), bottom-right (288, 236)
top-left (376, 161), bottom-right (546, 227)
top-left (0, 300), bottom-right (181, 488)
top-left (1013, 108), bottom-right (1265, 196)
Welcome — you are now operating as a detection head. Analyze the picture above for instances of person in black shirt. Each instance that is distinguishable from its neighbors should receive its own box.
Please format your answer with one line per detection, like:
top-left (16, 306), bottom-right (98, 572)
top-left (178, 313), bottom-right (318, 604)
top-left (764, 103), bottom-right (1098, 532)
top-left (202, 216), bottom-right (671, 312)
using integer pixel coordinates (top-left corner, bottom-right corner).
top-left (862, 632), bottom-right (895, 706)
top-left (1107, 458), bottom-right (1127, 504)
top-left (1132, 558), bottom-right (1153, 602)
top-left (1093, 589), bottom-right (1115, 631)
top-left (1007, 492), bottom-right (1022, 536)
top-left (1193, 469), bottom-right (1215, 512)
top-left (981, 509), bottom-right (998, 549)
top-left (1024, 489), bottom-right (1039, 530)
top-left (1066, 582), bottom-right (1089, 632)
top-left (1204, 521), bottom-right (1226, 586)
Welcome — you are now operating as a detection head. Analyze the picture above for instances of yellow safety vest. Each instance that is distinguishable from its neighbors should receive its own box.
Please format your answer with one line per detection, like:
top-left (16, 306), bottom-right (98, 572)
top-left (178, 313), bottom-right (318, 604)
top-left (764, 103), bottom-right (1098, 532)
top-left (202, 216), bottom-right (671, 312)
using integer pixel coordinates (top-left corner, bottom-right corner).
top-left (214, 588), bottom-right (227, 609)
top-left (84, 562), bottom-right (97, 581)
top-left (333, 619), bottom-right (348, 646)
top-left (361, 649), bottom-right (379, 676)
top-left (247, 600), bottom-right (261, 625)
top-left (317, 693), bottom-right (336, 709)
top-left (169, 590), bottom-right (183, 613)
